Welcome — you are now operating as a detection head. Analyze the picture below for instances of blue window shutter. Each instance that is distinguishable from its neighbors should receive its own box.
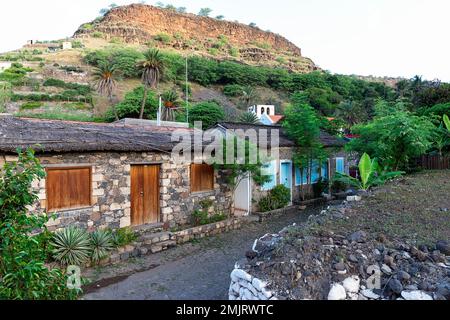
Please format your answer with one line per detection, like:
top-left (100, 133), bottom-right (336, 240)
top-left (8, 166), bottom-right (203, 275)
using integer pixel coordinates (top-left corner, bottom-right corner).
top-left (321, 160), bottom-right (329, 179)
top-left (295, 166), bottom-right (301, 185)
top-left (336, 158), bottom-right (345, 174)
top-left (311, 160), bottom-right (320, 184)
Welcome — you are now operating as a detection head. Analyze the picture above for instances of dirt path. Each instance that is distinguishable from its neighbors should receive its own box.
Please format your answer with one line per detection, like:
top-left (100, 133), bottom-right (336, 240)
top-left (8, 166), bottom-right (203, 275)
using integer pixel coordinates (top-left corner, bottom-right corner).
top-left (83, 206), bottom-right (323, 300)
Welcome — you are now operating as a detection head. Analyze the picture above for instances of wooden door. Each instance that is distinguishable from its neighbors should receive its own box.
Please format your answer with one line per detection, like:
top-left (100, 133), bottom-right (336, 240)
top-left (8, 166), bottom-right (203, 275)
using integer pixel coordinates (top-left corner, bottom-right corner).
top-left (131, 165), bottom-right (160, 226)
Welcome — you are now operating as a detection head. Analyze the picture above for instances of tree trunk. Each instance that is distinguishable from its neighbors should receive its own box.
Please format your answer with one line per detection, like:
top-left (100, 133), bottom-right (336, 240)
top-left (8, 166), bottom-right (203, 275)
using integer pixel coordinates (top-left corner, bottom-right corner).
top-left (109, 95), bottom-right (119, 121)
top-left (140, 87), bottom-right (148, 120)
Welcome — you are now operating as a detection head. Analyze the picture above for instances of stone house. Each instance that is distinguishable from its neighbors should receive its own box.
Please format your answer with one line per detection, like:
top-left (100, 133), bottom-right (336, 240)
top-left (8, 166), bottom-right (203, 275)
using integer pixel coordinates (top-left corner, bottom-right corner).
top-left (0, 116), bottom-right (232, 232)
top-left (213, 122), bottom-right (348, 214)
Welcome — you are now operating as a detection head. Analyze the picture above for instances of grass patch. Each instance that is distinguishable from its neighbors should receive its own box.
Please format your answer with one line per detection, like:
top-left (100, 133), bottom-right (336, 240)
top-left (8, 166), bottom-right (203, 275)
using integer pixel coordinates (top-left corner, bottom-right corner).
top-left (20, 101), bottom-right (43, 110)
top-left (16, 108), bottom-right (104, 122)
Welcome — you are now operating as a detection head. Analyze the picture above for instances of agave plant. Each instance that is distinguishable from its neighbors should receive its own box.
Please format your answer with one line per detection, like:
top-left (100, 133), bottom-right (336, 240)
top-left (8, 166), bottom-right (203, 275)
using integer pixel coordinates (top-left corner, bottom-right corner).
top-left (238, 112), bottom-right (260, 124)
top-left (90, 229), bottom-right (114, 264)
top-left (51, 227), bottom-right (91, 266)
top-left (333, 153), bottom-right (404, 191)
top-left (444, 114), bottom-right (450, 131)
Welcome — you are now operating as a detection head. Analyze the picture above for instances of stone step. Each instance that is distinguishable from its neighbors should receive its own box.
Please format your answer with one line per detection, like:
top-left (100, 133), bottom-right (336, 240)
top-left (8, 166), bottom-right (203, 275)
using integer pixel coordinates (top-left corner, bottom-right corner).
top-left (132, 222), bottom-right (164, 235)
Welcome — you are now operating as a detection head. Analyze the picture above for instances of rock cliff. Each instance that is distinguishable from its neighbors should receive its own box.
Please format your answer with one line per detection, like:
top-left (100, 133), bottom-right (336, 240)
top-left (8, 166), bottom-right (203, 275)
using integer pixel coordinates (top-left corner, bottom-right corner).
top-left (74, 4), bottom-right (317, 73)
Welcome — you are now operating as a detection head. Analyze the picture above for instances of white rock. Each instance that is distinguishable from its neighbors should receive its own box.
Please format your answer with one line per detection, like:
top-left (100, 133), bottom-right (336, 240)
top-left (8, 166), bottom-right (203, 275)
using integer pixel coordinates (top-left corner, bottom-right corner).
top-left (258, 292), bottom-right (268, 300)
top-left (229, 294), bottom-right (237, 300)
top-left (361, 289), bottom-right (380, 300)
top-left (401, 290), bottom-right (433, 301)
top-left (348, 292), bottom-right (359, 300)
top-left (252, 278), bottom-right (267, 291)
top-left (381, 264), bottom-right (392, 274)
top-left (261, 288), bottom-right (273, 299)
top-left (231, 269), bottom-right (253, 282)
top-left (230, 282), bottom-right (240, 294)
top-left (343, 276), bottom-right (360, 293)
top-left (328, 283), bottom-right (347, 300)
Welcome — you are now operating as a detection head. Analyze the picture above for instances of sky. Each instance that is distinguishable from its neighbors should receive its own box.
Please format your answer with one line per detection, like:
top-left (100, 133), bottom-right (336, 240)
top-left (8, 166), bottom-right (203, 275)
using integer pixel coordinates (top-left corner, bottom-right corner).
top-left (1, 0), bottom-right (449, 81)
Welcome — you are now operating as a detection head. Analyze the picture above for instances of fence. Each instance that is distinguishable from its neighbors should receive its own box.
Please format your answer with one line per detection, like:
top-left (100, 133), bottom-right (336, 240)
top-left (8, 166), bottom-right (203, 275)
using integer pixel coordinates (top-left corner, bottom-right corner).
top-left (416, 155), bottom-right (450, 170)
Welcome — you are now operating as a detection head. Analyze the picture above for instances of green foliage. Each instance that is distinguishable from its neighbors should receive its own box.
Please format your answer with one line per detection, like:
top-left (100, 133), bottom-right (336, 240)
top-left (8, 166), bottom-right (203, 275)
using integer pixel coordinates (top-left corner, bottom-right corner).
top-left (90, 230), bottom-right (114, 264)
top-left (238, 112), bottom-right (260, 124)
top-left (111, 227), bottom-right (138, 248)
top-left (198, 8), bottom-right (212, 16)
top-left (312, 177), bottom-right (328, 197)
top-left (107, 86), bottom-right (158, 121)
top-left (154, 33), bottom-right (172, 44)
top-left (189, 101), bottom-right (225, 129)
top-left (223, 84), bottom-right (243, 97)
top-left (444, 114), bottom-right (450, 132)
top-left (0, 82), bottom-right (12, 112)
top-left (229, 47), bottom-right (239, 57)
top-left (0, 149), bottom-right (79, 300)
top-left (0, 63), bottom-right (33, 86)
top-left (43, 78), bottom-right (92, 95)
top-left (348, 110), bottom-right (437, 170)
top-left (92, 31), bottom-right (104, 38)
top-left (84, 48), bottom-right (144, 78)
top-left (208, 48), bottom-right (219, 56)
top-left (209, 212), bottom-right (227, 223)
top-left (51, 227), bottom-right (91, 266)
top-left (333, 153), bottom-right (404, 191)
top-left (20, 101), bottom-right (43, 110)
top-left (17, 108), bottom-right (102, 122)
top-left (258, 185), bottom-right (291, 212)
top-left (192, 210), bottom-right (209, 226)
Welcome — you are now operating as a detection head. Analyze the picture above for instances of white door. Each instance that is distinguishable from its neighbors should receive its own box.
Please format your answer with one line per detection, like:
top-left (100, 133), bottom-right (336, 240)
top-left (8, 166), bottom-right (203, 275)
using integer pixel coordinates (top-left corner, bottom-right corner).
top-left (234, 173), bottom-right (251, 216)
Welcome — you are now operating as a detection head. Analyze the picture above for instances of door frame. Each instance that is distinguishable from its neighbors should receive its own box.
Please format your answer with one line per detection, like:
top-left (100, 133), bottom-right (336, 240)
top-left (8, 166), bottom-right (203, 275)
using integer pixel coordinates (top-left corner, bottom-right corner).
top-left (130, 164), bottom-right (161, 226)
top-left (234, 172), bottom-right (252, 216)
top-left (279, 159), bottom-right (293, 203)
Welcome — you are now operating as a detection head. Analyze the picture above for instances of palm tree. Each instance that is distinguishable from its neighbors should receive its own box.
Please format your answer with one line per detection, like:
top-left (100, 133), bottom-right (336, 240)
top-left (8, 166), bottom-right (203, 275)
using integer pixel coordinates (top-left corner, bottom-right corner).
top-left (161, 89), bottom-right (180, 122)
top-left (239, 112), bottom-right (259, 124)
top-left (137, 49), bottom-right (165, 119)
top-left (241, 86), bottom-right (257, 108)
top-left (92, 61), bottom-right (119, 120)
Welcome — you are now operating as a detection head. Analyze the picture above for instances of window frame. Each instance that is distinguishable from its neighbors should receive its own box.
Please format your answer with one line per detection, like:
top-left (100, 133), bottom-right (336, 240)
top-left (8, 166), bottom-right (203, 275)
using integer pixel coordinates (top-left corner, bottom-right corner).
top-left (45, 165), bottom-right (93, 212)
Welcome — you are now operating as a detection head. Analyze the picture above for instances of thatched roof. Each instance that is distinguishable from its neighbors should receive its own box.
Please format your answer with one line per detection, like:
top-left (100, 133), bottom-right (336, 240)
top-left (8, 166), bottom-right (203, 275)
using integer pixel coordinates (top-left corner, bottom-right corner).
top-left (0, 116), bottom-right (193, 154)
top-left (216, 122), bottom-right (346, 148)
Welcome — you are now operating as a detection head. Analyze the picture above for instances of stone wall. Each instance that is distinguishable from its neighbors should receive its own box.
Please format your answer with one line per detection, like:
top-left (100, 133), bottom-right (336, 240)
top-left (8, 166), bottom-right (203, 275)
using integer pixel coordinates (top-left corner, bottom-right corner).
top-left (1, 151), bottom-right (232, 232)
top-left (229, 269), bottom-right (277, 301)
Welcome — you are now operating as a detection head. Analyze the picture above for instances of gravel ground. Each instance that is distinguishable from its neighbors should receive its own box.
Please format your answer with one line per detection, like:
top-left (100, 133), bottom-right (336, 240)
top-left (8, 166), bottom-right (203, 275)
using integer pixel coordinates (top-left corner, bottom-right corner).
top-left (83, 205), bottom-right (324, 300)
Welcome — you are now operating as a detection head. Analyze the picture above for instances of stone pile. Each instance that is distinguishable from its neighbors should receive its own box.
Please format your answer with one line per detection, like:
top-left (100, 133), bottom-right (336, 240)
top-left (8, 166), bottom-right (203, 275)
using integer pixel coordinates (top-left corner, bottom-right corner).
top-left (229, 201), bottom-right (450, 300)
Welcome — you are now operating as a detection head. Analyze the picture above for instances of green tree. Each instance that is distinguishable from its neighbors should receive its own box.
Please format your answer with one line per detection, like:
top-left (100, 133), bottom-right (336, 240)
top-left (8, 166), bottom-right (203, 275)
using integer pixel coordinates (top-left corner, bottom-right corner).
top-left (92, 60), bottom-right (119, 121)
top-left (189, 101), bottom-right (225, 129)
top-left (107, 86), bottom-right (158, 121)
top-left (348, 110), bottom-right (436, 170)
top-left (283, 94), bottom-right (326, 199)
top-left (198, 8), bottom-right (212, 16)
top-left (137, 49), bottom-right (165, 119)
top-left (0, 149), bottom-right (80, 300)
top-left (161, 89), bottom-right (180, 122)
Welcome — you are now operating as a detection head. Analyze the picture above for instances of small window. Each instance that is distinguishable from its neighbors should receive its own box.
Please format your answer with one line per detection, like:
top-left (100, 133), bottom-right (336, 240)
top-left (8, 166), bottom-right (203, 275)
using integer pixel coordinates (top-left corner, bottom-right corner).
top-left (311, 160), bottom-right (321, 184)
top-left (191, 164), bottom-right (215, 192)
top-left (261, 107), bottom-right (265, 114)
top-left (267, 107), bottom-right (271, 115)
top-left (336, 157), bottom-right (345, 174)
top-left (261, 161), bottom-right (277, 191)
top-left (295, 165), bottom-right (308, 186)
top-left (46, 166), bottom-right (92, 211)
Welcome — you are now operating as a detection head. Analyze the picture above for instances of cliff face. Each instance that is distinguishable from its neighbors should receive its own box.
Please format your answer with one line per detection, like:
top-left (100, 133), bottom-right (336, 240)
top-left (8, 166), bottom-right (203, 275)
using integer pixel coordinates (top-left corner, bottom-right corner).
top-left (74, 4), bottom-right (317, 73)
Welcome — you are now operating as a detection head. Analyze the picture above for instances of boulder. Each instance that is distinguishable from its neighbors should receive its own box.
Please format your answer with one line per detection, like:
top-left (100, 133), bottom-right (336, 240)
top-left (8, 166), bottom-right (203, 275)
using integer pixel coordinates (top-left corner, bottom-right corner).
top-left (348, 231), bottom-right (367, 243)
top-left (401, 290), bottom-right (433, 300)
top-left (328, 283), bottom-right (347, 300)
top-left (436, 240), bottom-right (450, 255)
top-left (343, 276), bottom-right (360, 293)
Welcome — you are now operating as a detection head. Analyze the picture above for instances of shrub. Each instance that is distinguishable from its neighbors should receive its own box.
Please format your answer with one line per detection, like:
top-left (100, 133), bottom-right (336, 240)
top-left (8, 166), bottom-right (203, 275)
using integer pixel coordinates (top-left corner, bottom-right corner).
top-left (209, 213), bottom-right (227, 223)
top-left (229, 47), bottom-right (239, 57)
top-left (106, 86), bottom-right (158, 122)
top-left (111, 227), bottom-right (139, 247)
top-left (90, 230), bottom-right (114, 264)
top-left (192, 210), bottom-right (209, 226)
top-left (20, 101), bottom-right (43, 110)
top-left (312, 177), bottom-right (328, 198)
top-left (189, 101), bottom-right (225, 129)
top-left (208, 48), bottom-right (219, 56)
top-left (0, 149), bottom-right (80, 300)
top-left (92, 31), bottom-right (104, 38)
top-left (223, 84), bottom-right (243, 97)
top-left (154, 33), bottom-right (172, 43)
top-left (51, 227), bottom-right (91, 266)
top-left (258, 185), bottom-right (291, 212)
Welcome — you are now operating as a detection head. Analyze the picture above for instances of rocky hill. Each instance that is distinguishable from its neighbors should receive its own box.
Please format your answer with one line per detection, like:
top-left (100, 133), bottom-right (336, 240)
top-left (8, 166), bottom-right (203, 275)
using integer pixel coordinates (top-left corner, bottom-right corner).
top-left (74, 4), bottom-right (317, 73)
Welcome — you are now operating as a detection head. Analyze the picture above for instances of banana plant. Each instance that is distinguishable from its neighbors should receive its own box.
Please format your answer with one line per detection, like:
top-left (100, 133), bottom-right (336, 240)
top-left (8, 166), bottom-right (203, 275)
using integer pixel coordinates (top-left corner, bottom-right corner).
top-left (333, 153), bottom-right (404, 191)
top-left (444, 114), bottom-right (450, 132)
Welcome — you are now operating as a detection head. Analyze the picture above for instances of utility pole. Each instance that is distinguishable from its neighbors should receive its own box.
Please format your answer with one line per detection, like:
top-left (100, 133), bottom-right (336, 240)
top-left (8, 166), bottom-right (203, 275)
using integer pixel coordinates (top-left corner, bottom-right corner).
top-left (185, 54), bottom-right (189, 124)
